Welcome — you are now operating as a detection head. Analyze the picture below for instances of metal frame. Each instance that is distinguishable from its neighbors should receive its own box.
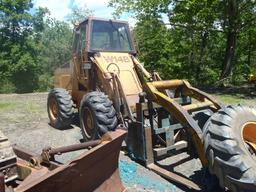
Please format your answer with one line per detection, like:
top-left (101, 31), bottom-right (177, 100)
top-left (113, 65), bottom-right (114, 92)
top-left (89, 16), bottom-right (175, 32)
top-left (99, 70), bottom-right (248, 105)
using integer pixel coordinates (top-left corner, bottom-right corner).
top-left (127, 101), bottom-right (202, 190)
top-left (124, 61), bottom-right (223, 190)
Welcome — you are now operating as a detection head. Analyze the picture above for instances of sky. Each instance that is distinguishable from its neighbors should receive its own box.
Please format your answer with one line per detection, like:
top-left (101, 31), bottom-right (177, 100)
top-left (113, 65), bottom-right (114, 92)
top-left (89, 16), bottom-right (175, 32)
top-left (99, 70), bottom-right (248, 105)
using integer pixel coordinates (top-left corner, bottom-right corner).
top-left (33, 0), bottom-right (136, 25)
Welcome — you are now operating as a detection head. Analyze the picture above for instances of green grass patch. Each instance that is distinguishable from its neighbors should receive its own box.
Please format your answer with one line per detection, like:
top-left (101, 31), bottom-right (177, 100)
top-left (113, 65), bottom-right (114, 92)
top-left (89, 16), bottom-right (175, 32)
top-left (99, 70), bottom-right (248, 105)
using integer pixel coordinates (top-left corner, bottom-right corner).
top-left (213, 94), bottom-right (256, 105)
top-left (25, 102), bottom-right (43, 113)
top-left (0, 100), bottom-right (44, 114)
top-left (0, 101), bottom-right (19, 111)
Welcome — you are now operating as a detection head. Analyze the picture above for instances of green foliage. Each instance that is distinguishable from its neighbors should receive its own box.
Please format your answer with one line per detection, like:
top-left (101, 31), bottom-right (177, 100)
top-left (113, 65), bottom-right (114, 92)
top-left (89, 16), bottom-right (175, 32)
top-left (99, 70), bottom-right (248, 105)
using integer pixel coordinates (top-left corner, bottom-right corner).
top-left (0, 79), bottom-right (16, 94)
top-left (109, 0), bottom-right (256, 86)
top-left (0, 1), bottom-right (93, 93)
top-left (0, 0), bottom-right (44, 93)
top-left (1, 0), bottom-right (256, 93)
top-left (38, 18), bottom-right (73, 74)
top-left (134, 16), bottom-right (176, 79)
top-left (37, 73), bottom-right (53, 92)
top-left (66, 5), bottom-right (94, 25)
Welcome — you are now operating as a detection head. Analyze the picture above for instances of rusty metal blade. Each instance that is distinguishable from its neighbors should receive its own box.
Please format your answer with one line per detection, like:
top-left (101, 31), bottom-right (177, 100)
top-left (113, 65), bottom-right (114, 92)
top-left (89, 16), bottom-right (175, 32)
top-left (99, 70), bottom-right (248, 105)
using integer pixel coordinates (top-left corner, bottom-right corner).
top-left (16, 129), bottom-right (126, 192)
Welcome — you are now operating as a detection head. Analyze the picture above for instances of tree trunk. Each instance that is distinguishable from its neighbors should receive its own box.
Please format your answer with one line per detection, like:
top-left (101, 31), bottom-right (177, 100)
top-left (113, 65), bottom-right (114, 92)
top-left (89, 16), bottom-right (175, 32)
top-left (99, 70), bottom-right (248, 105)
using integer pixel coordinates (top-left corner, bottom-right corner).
top-left (220, 0), bottom-right (238, 79)
top-left (221, 31), bottom-right (237, 79)
top-left (247, 31), bottom-right (251, 67)
top-left (196, 31), bottom-right (208, 82)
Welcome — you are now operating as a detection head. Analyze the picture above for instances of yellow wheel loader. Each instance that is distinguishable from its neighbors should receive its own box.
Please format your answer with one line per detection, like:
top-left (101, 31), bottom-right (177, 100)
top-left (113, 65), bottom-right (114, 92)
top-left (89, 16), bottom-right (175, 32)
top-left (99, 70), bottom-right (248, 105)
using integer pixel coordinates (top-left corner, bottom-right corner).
top-left (48, 17), bottom-right (256, 191)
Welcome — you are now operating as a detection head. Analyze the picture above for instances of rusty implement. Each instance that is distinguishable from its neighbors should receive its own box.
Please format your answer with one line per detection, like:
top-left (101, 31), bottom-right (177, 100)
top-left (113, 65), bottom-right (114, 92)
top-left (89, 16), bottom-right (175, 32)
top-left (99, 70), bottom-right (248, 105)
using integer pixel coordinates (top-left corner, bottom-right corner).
top-left (3, 129), bottom-right (126, 192)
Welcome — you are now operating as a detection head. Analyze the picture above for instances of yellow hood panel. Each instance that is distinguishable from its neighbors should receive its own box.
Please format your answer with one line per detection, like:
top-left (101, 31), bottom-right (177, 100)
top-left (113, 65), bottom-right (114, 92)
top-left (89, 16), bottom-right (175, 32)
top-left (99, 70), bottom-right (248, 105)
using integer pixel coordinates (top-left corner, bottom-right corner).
top-left (94, 52), bottom-right (142, 106)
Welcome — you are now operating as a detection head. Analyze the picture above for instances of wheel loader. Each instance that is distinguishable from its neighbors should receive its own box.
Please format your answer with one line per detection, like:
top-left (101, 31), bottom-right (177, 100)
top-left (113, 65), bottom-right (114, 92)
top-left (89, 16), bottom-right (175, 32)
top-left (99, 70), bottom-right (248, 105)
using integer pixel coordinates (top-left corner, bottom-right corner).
top-left (48, 17), bottom-right (256, 191)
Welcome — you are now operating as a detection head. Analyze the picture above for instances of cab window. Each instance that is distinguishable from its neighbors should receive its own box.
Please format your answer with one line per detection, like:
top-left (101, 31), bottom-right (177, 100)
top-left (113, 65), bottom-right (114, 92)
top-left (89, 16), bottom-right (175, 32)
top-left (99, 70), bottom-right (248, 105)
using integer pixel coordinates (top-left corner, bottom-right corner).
top-left (90, 20), bottom-right (134, 52)
top-left (72, 28), bottom-right (80, 54)
top-left (78, 23), bottom-right (87, 52)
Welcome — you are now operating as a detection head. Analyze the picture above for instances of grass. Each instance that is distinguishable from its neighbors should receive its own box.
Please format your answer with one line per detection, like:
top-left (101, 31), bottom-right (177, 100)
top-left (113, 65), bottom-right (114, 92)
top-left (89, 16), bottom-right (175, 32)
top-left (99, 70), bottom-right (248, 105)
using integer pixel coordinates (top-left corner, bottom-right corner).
top-left (0, 101), bottom-right (19, 111)
top-left (24, 102), bottom-right (43, 113)
top-left (0, 99), bottom-right (45, 124)
top-left (0, 100), bottom-right (43, 113)
top-left (213, 94), bottom-right (256, 105)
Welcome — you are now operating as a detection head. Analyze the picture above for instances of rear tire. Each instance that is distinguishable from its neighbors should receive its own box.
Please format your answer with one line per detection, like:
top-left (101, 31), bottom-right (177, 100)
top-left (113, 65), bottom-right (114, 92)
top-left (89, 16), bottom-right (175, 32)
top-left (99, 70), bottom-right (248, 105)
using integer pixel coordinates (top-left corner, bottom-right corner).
top-left (203, 105), bottom-right (256, 192)
top-left (79, 91), bottom-right (118, 141)
top-left (47, 88), bottom-right (74, 129)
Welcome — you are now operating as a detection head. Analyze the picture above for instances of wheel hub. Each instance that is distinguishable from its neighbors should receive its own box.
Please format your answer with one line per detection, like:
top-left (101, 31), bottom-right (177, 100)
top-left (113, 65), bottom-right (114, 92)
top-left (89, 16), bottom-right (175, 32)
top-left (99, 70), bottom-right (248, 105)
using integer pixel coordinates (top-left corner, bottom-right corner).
top-left (83, 107), bottom-right (94, 138)
top-left (49, 96), bottom-right (58, 120)
top-left (242, 122), bottom-right (256, 157)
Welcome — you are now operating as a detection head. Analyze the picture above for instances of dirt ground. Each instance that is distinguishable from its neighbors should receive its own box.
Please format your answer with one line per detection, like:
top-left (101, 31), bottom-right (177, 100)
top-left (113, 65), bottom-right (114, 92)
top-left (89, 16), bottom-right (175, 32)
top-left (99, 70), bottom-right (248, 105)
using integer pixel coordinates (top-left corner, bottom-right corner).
top-left (0, 91), bottom-right (255, 191)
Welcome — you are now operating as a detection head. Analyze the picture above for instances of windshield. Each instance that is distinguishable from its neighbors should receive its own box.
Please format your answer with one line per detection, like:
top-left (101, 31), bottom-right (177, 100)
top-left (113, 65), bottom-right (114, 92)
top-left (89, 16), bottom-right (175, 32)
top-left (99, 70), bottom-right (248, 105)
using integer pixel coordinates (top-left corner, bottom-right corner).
top-left (90, 20), bottom-right (134, 52)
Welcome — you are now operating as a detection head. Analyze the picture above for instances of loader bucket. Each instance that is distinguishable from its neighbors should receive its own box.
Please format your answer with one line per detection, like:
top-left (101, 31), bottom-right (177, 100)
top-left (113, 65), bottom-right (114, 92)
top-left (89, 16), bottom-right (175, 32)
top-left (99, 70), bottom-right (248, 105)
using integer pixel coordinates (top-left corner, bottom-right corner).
top-left (15, 129), bottom-right (126, 192)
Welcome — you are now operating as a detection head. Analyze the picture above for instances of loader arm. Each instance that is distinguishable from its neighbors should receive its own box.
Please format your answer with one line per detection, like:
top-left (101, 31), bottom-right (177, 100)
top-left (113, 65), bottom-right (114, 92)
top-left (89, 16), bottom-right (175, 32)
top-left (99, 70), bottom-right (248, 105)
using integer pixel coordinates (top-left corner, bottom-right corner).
top-left (132, 56), bottom-right (221, 124)
top-left (132, 56), bottom-right (222, 166)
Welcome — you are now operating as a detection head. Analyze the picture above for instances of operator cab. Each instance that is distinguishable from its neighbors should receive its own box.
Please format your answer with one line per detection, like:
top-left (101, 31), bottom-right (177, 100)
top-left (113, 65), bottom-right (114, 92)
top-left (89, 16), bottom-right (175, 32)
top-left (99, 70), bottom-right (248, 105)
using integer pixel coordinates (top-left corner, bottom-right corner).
top-left (73, 17), bottom-right (136, 55)
top-left (70, 17), bottom-right (139, 105)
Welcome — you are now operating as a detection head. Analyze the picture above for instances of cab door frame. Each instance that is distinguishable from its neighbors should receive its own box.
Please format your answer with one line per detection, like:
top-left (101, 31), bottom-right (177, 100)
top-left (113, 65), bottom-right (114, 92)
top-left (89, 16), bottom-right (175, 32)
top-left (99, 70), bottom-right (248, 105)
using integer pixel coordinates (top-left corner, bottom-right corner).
top-left (71, 21), bottom-right (90, 105)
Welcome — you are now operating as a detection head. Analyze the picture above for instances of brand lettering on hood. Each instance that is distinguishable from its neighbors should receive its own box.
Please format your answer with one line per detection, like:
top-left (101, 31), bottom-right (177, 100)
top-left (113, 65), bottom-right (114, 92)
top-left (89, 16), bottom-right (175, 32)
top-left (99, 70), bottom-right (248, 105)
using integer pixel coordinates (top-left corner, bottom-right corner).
top-left (103, 56), bottom-right (130, 63)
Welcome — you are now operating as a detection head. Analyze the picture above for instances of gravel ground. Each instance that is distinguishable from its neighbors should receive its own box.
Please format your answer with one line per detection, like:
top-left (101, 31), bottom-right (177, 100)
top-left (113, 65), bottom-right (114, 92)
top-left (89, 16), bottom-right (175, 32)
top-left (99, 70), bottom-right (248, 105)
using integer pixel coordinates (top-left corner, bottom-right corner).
top-left (0, 93), bottom-right (83, 162)
top-left (0, 92), bottom-right (255, 191)
top-left (0, 92), bottom-right (185, 191)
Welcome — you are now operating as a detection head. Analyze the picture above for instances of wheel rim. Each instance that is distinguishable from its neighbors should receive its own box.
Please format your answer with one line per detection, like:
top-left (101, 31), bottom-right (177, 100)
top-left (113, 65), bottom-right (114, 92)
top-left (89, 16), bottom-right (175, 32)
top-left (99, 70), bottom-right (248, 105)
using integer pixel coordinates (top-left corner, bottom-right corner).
top-left (242, 122), bottom-right (256, 157)
top-left (49, 96), bottom-right (58, 120)
top-left (82, 107), bottom-right (94, 139)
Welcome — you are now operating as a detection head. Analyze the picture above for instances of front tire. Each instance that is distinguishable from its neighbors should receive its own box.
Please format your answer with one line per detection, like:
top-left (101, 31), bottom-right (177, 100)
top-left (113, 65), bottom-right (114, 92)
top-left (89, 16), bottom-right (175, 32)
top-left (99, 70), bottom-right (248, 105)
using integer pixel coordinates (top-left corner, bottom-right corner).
top-left (47, 88), bottom-right (74, 129)
top-left (79, 91), bottom-right (118, 141)
top-left (203, 105), bottom-right (256, 192)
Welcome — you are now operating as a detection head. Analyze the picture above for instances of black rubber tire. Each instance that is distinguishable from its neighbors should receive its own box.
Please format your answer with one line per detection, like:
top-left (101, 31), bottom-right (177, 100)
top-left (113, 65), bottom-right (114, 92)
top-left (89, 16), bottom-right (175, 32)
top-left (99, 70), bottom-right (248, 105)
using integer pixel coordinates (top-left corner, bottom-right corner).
top-left (47, 88), bottom-right (74, 129)
top-left (79, 91), bottom-right (118, 141)
top-left (203, 105), bottom-right (256, 192)
top-left (192, 109), bottom-right (213, 129)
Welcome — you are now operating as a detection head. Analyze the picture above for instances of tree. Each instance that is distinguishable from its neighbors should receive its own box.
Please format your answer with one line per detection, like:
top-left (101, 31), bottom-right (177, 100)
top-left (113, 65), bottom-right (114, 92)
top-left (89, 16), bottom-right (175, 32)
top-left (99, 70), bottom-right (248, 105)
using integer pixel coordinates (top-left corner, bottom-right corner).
top-left (38, 18), bottom-right (73, 74)
top-left (0, 1), bottom-right (94, 93)
top-left (109, 0), bottom-right (223, 84)
top-left (36, 5), bottom-right (93, 91)
top-left (133, 15), bottom-right (175, 79)
top-left (221, 0), bottom-right (256, 79)
top-left (66, 5), bottom-right (93, 26)
top-left (109, 0), bottom-right (256, 85)
top-left (0, 0), bottom-right (46, 93)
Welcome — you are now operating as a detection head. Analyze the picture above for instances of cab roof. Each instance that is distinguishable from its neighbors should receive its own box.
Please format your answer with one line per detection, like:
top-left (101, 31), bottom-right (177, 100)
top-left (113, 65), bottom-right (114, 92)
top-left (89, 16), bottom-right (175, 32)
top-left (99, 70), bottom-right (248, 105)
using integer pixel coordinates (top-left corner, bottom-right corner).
top-left (76, 17), bottom-right (129, 28)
